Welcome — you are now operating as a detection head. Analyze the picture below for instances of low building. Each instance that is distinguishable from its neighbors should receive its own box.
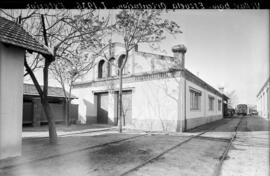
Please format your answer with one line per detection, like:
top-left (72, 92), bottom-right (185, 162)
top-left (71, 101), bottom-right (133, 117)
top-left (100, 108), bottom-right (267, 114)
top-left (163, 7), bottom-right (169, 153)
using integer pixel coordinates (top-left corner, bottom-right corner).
top-left (23, 84), bottom-right (78, 126)
top-left (0, 17), bottom-right (52, 159)
top-left (73, 43), bottom-right (227, 132)
top-left (257, 77), bottom-right (269, 119)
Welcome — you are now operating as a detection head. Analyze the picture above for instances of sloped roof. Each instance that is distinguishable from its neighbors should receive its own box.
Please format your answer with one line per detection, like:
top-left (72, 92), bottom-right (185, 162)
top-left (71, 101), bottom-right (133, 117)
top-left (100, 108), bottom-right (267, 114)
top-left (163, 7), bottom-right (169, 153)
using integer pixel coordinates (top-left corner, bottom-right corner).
top-left (0, 16), bottom-right (52, 57)
top-left (24, 84), bottom-right (76, 99)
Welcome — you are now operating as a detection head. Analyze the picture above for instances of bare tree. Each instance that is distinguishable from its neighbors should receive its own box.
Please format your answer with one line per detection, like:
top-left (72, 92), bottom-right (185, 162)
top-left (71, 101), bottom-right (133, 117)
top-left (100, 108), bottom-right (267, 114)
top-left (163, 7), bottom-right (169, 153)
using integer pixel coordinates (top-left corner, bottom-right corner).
top-left (50, 51), bottom-right (96, 126)
top-left (48, 12), bottom-right (109, 126)
top-left (1, 9), bottom-right (106, 143)
top-left (111, 10), bottom-right (182, 132)
top-left (226, 90), bottom-right (238, 108)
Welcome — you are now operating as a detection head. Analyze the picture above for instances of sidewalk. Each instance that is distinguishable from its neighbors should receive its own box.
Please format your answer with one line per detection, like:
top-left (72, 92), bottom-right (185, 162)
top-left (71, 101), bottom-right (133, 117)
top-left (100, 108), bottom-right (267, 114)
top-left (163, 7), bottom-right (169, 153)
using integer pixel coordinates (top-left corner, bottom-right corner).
top-left (22, 124), bottom-right (117, 138)
top-left (220, 116), bottom-right (270, 176)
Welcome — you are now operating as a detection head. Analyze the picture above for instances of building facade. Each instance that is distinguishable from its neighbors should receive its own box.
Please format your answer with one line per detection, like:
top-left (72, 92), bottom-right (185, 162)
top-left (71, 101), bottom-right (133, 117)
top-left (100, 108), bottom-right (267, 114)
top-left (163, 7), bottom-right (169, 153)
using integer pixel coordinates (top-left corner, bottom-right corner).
top-left (73, 43), bottom-right (225, 132)
top-left (257, 77), bottom-right (269, 119)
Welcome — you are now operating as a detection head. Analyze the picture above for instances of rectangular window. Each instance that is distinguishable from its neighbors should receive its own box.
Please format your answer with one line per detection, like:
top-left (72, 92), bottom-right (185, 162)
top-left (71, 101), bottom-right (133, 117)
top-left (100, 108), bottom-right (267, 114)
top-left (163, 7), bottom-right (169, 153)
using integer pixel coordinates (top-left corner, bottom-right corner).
top-left (209, 96), bottom-right (215, 111)
top-left (190, 88), bottom-right (201, 111)
top-left (218, 100), bottom-right (222, 111)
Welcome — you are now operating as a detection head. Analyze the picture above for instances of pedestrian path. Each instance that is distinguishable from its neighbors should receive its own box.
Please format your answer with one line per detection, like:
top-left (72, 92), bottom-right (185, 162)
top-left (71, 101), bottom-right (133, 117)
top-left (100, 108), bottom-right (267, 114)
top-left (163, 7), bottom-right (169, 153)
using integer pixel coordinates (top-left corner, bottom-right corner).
top-left (220, 116), bottom-right (270, 176)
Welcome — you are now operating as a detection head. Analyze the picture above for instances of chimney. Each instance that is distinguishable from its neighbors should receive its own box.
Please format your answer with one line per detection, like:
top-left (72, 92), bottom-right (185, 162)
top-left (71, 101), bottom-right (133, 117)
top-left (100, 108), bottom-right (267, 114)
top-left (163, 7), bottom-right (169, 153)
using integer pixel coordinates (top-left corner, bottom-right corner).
top-left (172, 44), bottom-right (187, 69)
top-left (218, 87), bottom-right (224, 93)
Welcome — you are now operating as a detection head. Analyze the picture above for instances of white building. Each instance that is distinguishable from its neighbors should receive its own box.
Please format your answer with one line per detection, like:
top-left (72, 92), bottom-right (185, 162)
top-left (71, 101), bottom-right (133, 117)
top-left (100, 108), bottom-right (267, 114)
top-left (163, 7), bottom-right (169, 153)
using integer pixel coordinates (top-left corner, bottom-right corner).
top-left (0, 17), bottom-right (52, 159)
top-left (257, 77), bottom-right (269, 119)
top-left (73, 43), bottom-right (226, 132)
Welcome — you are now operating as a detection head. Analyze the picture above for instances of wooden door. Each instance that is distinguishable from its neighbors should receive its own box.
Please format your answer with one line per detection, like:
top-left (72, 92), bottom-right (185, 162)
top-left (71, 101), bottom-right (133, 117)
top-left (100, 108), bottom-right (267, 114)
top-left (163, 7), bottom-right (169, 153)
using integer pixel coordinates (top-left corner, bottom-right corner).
top-left (120, 91), bottom-right (132, 126)
top-left (23, 102), bottom-right (33, 124)
top-left (97, 93), bottom-right (109, 124)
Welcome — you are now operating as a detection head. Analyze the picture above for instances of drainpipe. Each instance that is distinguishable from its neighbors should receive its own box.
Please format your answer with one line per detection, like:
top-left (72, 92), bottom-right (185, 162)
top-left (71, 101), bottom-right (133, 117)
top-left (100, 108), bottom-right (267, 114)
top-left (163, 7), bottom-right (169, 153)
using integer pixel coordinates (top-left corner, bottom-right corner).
top-left (172, 44), bottom-right (187, 132)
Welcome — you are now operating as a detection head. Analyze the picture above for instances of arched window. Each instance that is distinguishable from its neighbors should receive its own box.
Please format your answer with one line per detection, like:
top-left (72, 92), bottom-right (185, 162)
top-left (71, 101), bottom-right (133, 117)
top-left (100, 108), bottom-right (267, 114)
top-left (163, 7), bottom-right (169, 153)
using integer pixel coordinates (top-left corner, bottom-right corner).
top-left (98, 60), bottom-right (106, 78)
top-left (108, 57), bottom-right (116, 77)
top-left (118, 54), bottom-right (128, 75)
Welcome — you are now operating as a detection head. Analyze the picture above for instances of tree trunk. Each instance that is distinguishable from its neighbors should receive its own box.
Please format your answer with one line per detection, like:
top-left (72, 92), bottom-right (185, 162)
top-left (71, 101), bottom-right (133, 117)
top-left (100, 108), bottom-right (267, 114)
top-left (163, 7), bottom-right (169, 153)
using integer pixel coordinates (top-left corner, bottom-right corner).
top-left (24, 57), bottom-right (58, 143)
top-left (118, 69), bottom-right (123, 133)
top-left (66, 99), bottom-right (71, 126)
top-left (58, 76), bottom-right (68, 126)
top-left (65, 98), bottom-right (69, 126)
top-left (43, 59), bottom-right (58, 143)
top-left (41, 100), bottom-right (58, 143)
top-left (67, 84), bottom-right (73, 126)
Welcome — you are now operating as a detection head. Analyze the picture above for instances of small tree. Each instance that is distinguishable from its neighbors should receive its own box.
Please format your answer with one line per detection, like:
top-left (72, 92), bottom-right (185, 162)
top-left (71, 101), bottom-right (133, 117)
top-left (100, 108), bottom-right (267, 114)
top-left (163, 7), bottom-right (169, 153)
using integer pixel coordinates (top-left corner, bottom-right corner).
top-left (50, 13), bottom-right (108, 126)
top-left (50, 51), bottom-right (96, 126)
top-left (112, 10), bottom-right (182, 132)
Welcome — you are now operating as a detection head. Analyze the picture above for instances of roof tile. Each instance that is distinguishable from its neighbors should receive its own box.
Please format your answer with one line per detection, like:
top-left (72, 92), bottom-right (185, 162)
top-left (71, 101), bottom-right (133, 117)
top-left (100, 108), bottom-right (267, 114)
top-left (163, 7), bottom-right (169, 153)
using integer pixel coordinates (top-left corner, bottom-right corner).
top-left (23, 84), bottom-right (76, 99)
top-left (0, 16), bottom-right (52, 56)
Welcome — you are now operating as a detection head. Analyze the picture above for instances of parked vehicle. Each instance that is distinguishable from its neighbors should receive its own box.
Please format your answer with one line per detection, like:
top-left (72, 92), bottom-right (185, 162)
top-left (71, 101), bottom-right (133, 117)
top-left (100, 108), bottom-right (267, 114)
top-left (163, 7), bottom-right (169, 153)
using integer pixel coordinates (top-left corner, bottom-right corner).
top-left (236, 104), bottom-right (248, 116)
top-left (249, 110), bottom-right (258, 116)
top-left (225, 108), bottom-right (235, 117)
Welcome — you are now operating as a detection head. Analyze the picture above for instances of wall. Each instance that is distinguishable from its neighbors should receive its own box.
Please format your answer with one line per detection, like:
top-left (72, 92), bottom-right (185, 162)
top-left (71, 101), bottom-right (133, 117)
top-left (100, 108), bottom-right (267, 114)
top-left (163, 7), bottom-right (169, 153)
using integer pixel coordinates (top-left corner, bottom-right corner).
top-left (81, 44), bottom-right (128, 82)
top-left (73, 74), bottom-right (186, 132)
top-left (73, 87), bottom-right (97, 124)
top-left (257, 80), bottom-right (269, 119)
top-left (130, 77), bottom-right (184, 132)
top-left (0, 43), bottom-right (24, 159)
top-left (25, 97), bottom-right (79, 125)
top-left (79, 44), bottom-right (174, 83)
top-left (185, 79), bottom-right (223, 129)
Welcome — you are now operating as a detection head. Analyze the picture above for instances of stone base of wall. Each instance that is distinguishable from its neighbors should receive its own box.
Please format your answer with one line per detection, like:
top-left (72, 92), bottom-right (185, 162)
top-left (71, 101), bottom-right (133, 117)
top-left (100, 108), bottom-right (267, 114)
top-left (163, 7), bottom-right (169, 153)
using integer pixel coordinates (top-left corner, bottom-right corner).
top-left (84, 115), bottom-right (116, 125)
top-left (80, 115), bottom-right (223, 132)
top-left (130, 115), bottom-right (223, 132)
top-left (131, 119), bottom-right (179, 132)
top-left (86, 116), bottom-right (97, 124)
top-left (186, 115), bottom-right (223, 130)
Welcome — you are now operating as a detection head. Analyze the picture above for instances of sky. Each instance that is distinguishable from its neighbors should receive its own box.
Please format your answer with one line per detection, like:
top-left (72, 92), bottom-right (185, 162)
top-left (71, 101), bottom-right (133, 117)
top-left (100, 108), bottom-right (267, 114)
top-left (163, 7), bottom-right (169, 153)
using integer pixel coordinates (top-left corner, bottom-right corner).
top-left (25, 10), bottom-right (269, 106)
top-left (139, 10), bottom-right (269, 106)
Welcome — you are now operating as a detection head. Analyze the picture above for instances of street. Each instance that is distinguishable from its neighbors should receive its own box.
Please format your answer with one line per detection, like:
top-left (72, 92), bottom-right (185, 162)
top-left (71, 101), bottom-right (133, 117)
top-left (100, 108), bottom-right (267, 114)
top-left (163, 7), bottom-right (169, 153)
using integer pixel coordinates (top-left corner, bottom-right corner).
top-left (0, 116), bottom-right (269, 176)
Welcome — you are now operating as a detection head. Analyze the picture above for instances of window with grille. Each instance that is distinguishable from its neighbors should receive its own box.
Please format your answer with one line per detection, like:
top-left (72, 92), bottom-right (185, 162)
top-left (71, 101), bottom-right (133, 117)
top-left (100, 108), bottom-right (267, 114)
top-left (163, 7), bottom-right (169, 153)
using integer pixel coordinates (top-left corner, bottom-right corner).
top-left (209, 96), bottom-right (215, 111)
top-left (190, 88), bottom-right (201, 111)
top-left (218, 100), bottom-right (222, 111)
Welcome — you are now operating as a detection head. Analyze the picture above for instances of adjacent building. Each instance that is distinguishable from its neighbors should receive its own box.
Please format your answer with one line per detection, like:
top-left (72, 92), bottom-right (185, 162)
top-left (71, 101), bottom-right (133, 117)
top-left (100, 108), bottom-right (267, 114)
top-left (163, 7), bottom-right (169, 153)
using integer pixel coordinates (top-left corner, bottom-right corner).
top-left (257, 77), bottom-right (269, 119)
top-left (73, 43), bottom-right (227, 132)
top-left (23, 84), bottom-right (78, 126)
top-left (0, 17), bottom-right (52, 159)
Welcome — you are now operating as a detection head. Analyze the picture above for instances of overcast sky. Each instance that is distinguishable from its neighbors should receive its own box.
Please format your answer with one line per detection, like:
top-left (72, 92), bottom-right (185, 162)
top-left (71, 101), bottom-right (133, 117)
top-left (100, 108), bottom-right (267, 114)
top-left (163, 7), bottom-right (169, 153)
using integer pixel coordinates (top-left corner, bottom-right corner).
top-left (25, 10), bottom-right (269, 106)
top-left (139, 10), bottom-right (269, 106)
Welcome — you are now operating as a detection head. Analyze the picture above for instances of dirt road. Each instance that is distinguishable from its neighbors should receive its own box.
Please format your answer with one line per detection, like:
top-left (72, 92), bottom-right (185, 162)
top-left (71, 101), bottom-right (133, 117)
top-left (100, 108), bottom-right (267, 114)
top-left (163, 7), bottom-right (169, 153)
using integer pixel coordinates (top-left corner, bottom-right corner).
top-left (0, 116), bottom-right (268, 176)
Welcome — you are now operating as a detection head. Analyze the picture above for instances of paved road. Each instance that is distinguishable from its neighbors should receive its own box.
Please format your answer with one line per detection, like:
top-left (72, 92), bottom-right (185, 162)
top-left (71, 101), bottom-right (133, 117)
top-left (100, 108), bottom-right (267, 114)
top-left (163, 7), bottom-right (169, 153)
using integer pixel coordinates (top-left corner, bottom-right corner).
top-left (0, 116), bottom-right (268, 176)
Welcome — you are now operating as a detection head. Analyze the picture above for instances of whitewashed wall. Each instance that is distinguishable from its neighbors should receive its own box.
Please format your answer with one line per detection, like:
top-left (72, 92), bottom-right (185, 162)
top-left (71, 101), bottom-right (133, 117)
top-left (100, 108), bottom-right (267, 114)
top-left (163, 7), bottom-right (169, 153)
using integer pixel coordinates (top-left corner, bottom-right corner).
top-left (72, 87), bottom-right (97, 124)
top-left (73, 76), bottom-right (185, 132)
top-left (79, 44), bottom-right (173, 83)
top-left (0, 43), bottom-right (24, 159)
top-left (185, 79), bottom-right (222, 129)
top-left (257, 82), bottom-right (269, 119)
top-left (130, 77), bottom-right (184, 131)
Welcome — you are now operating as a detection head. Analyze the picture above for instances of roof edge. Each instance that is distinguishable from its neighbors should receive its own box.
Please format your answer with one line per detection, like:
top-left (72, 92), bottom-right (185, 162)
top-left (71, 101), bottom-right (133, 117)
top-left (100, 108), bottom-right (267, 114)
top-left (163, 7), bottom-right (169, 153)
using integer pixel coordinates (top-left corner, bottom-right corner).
top-left (256, 77), bottom-right (270, 97)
